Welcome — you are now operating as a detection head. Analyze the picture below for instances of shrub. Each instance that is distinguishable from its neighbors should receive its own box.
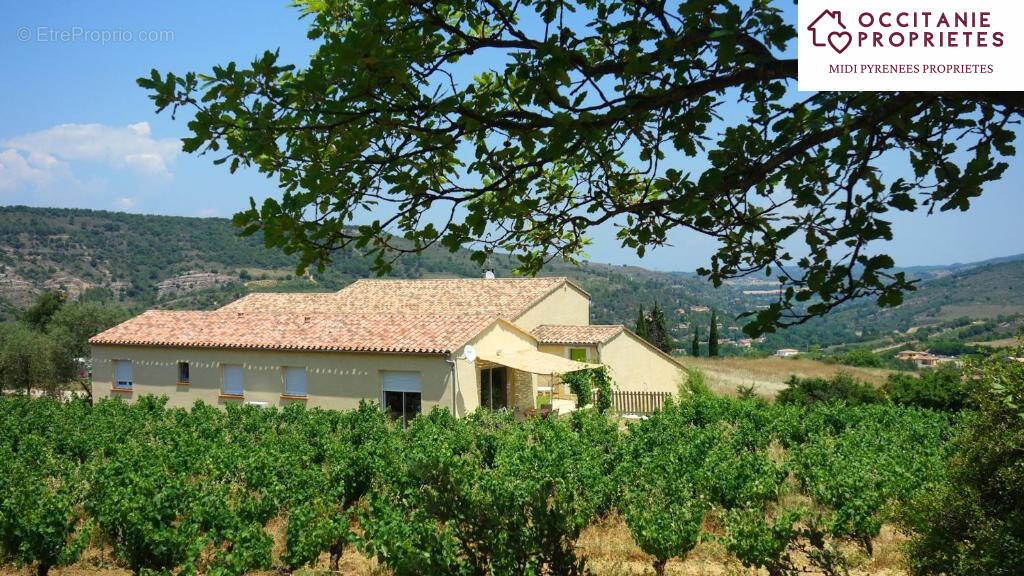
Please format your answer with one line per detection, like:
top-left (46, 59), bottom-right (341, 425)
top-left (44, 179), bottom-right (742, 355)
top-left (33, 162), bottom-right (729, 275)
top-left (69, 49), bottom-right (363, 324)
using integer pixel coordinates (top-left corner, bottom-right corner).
top-left (882, 364), bottom-right (969, 411)
top-left (924, 339), bottom-right (982, 357)
top-left (776, 373), bottom-right (883, 407)
top-left (682, 366), bottom-right (711, 396)
top-left (0, 445), bottom-right (87, 576)
top-left (560, 367), bottom-right (614, 413)
top-left (592, 367), bottom-right (613, 414)
top-left (838, 348), bottom-right (884, 368)
top-left (736, 383), bottom-right (759, 399)
top-left (903, 353), bottom-right (1024, 575)
top-left (562, 370), bottom-right (593, 408)
top-left (362, 409), bottom-right (618, 575)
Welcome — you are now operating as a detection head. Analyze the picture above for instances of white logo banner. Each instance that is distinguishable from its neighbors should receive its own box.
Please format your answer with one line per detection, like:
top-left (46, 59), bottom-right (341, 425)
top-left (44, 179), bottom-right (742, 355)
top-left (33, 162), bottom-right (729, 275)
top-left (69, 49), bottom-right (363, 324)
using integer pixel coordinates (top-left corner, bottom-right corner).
top-left (798, 1), bottom-right (1024, 90)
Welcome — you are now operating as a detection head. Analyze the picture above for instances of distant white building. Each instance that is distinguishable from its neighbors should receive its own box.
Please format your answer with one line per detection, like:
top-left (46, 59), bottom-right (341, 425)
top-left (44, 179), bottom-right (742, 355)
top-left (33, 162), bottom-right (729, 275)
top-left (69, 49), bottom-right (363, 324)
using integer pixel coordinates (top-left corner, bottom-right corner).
top-left (895, 350), bottom-right (959, 369)
top-left (775, 348), bottom-right (800, 358)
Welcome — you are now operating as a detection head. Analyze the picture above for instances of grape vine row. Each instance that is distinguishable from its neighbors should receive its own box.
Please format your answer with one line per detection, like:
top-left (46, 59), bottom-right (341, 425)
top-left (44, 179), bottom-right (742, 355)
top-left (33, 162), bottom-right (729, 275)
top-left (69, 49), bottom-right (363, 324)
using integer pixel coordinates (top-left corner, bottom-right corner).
top-left (0, 393), bottom-right (952, 576)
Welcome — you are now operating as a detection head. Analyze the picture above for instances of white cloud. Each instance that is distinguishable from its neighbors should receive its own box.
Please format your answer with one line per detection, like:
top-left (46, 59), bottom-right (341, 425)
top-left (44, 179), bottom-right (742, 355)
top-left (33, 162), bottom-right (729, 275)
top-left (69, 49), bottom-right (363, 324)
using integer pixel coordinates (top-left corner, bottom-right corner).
top-left (113, 196), bottom-right (137, 211)
top-left (0, 122), bottom-right (181, 211)
top-left (0, 121), bottom-right (180, 184)
top-left (0, 148), bottom-right (68, 190)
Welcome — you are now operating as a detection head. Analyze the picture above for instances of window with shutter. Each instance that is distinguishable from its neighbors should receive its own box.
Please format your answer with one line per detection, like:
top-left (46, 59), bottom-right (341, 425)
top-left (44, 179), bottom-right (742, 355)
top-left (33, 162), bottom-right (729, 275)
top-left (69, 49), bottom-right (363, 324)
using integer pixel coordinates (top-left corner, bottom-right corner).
top-left (114, 360), bottom-right (132, 389)
top-left (284, 366), bottom-right (307, 397)
top-left (381, 371), bottom-right (422, 427)
top-left (222, 364), bottom-right (244, 397)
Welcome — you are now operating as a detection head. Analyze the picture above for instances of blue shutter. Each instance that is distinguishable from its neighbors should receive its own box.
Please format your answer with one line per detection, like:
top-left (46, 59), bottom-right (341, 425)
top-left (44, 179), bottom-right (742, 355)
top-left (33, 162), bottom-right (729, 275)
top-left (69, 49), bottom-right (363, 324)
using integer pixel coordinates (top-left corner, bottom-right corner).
top-left (222, 365), bottom-right (244, 396)
top-left (284, 367), bottom-right (307, 397)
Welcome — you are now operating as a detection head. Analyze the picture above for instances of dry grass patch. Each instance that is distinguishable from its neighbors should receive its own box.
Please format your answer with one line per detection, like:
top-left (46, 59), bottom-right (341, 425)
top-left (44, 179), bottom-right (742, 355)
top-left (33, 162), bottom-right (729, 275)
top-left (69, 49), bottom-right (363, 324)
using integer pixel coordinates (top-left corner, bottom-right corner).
top-left (677, 356), bottom-right (895, 398)
top-left (0, 511), bottom-right (908, 576)
top-left (971, 337), bottom-right (1023, 349)
top-left (578, 514), bottom-right (740, 576)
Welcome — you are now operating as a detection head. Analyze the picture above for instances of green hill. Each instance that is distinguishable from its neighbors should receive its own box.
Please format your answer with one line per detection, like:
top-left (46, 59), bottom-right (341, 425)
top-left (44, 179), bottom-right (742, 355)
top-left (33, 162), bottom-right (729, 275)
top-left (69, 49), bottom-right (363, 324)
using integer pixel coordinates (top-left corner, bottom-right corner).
top-left (3, 206), bottom-right (1020, 352)
top-left (760, 259), bottom-right (1024, 350)
top-left (0, 206), bottom-right (753, 345)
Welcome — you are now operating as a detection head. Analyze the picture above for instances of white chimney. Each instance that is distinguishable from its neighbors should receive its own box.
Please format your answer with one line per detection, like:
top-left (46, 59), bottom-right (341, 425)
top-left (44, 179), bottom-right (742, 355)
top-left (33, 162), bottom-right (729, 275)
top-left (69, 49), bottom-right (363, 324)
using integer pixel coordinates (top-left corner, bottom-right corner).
top-left (484, 269), bottom-right (496, 279)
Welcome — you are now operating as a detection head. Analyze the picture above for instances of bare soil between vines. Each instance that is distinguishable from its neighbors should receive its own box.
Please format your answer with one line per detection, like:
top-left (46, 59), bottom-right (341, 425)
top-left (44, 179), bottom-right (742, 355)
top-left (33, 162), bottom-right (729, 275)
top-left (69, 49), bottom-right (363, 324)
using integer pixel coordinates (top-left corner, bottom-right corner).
top-left (0, 516), bottom-right (909, 576)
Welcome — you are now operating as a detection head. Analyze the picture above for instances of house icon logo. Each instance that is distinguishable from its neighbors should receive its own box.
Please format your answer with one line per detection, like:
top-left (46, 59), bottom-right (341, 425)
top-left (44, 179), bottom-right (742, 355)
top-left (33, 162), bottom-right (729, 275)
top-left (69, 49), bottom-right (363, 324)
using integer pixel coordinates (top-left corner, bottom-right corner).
top-left (807, 9), bottom-right (852, 54)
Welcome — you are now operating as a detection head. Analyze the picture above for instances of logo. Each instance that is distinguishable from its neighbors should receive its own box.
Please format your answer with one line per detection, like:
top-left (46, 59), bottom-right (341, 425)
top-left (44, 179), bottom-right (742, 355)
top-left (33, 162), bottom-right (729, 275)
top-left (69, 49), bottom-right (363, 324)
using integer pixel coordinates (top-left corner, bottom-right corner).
top-left (807, 10), bottom-right (852, 54)
top-left (798, 1), bottom-right (1023, 91)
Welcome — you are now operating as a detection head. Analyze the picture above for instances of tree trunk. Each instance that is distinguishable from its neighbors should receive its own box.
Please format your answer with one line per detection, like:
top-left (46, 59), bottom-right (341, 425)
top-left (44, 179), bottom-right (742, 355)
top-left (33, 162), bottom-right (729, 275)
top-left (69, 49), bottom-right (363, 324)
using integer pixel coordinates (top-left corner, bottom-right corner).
top-left (861, 534), bottom-right (874, 556)
top-left (78, 377), bottom-right (93, 402)
top-left (329, 541), bottom-right (344, 572)
top-left (653, 558), bottom-right (667, 576)
top-left (36, 563), bottom-right (50, 576)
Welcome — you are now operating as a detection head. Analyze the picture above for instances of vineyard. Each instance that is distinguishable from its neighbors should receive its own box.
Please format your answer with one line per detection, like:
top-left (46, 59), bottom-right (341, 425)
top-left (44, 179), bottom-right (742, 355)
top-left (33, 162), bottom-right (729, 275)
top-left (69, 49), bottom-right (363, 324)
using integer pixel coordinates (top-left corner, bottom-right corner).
top-left (0, 385), bottom-right (966, 576)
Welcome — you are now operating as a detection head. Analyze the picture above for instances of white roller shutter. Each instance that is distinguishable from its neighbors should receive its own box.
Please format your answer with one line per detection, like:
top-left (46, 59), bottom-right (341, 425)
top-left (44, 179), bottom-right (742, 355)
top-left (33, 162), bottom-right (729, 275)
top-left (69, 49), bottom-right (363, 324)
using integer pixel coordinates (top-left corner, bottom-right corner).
top-left (284, 367), bottom-right (307, 397)
top-left (381, 371), bottom-right (422, 393)
top-left (222, 364), bottom-right (244, 396)
top-left (114, 360), bottom-right (132, 388)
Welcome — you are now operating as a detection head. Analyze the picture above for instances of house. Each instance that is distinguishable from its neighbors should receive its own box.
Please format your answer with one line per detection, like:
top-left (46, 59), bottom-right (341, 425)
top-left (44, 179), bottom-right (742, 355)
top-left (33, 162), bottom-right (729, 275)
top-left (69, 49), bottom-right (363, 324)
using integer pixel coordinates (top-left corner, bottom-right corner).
top-left (530, 324), bottom-right (681, 395)
top-left (89, 277), bottom-right (685, 421)
top-left (895, 350), bottom-right (958, 369)
top-left (775, 348), bottom-right (800, 358)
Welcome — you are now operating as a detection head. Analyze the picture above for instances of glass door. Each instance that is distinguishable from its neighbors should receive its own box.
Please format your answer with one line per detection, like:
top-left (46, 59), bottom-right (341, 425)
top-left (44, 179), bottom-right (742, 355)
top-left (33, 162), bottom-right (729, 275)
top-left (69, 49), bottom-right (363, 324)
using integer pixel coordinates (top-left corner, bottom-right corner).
top-left (480, 367), bottom-right (508, 410)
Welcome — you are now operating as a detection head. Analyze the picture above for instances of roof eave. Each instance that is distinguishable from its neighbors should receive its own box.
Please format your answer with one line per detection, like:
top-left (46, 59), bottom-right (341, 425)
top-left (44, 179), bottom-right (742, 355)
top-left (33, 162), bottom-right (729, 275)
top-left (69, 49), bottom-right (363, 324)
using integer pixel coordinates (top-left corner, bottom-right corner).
top-left (88, 340), bottom-right (452, 356)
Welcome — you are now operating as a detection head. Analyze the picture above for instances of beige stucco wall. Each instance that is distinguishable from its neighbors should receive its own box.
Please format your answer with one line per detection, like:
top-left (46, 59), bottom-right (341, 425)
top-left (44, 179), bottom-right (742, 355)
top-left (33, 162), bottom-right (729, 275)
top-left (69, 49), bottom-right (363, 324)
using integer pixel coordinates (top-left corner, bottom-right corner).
top-left (598, 332), bottom-right (683, 394)
top-left (468, 320), bottom-right (538, 358)
top-left (91, 345), bottom-right (455, 412)
top-left (512, 283), bottom-right (590, 331)
top-left (452, 319), bottom-right (539, 416)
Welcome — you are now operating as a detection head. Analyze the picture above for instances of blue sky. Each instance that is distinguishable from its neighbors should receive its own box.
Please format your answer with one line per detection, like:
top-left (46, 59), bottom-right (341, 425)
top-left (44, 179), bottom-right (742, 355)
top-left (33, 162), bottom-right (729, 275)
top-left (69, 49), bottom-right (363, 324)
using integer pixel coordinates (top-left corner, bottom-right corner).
top-left (2, 1), bottom-right (1022, 271)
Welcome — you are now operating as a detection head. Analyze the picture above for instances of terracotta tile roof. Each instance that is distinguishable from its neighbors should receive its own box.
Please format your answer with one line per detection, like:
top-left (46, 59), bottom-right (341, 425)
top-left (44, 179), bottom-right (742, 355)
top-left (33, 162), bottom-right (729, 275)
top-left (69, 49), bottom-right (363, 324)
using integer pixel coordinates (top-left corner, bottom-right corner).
top-left (531, 324), bottom-right (625, 345)
top-left (217, 292), bottom-right (339, 314)
top-left (533, 325), bottom-right (685, 368)
top-left (89, 309), bottom-right (495, 354)
top-left (334, 277), bottom-right (584, 319)
top-left (91, 276), bottom-right (590, 354)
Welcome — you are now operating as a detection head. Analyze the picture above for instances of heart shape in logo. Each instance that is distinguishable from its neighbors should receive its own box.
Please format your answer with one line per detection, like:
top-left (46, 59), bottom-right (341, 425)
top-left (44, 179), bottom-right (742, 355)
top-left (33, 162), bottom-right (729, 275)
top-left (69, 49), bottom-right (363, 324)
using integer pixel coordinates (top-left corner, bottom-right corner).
top-left (828, 31), bottom-right (852, 54)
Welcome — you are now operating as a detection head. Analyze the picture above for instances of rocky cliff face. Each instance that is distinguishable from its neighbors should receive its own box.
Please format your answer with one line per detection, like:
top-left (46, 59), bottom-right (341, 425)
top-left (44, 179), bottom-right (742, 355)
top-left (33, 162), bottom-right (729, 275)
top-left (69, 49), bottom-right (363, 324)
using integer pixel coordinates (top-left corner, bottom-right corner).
top-left (0, 272), bottom-right (37, 307)
top-left (156, 272), bottom-right (238, 299)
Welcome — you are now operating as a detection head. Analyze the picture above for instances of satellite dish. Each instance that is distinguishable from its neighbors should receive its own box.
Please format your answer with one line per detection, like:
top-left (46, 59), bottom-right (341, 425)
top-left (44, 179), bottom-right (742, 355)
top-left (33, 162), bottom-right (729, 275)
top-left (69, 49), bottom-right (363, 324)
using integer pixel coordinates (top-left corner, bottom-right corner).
top-left (463, 345), bottom-right (477, 363)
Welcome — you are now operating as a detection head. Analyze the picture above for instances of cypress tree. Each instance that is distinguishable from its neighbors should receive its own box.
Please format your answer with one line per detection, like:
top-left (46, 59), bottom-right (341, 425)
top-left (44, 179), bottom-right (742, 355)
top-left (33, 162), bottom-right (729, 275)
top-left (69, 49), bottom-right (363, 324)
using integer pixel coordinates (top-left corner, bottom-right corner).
top-left (649, 302), bottom-right (672, 353)
top-left (634, 305), bottom-right (649, 341)
top-left (708, 309), bottom-right (720, 357)
top-left (691, 328), bottom-right (700, 357)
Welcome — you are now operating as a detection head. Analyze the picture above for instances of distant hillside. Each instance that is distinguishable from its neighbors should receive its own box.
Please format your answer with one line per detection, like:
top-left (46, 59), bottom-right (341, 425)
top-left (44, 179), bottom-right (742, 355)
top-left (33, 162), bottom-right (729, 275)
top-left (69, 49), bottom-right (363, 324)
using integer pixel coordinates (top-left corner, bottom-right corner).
top-left (896, 252), bottom-right (1024, 281)
top-left (760, 259), bottom-right (1024, 350)
top-left (0, 206), bottom-right (756, 344)
top-left (3, 206), bottom-right (1020, 351)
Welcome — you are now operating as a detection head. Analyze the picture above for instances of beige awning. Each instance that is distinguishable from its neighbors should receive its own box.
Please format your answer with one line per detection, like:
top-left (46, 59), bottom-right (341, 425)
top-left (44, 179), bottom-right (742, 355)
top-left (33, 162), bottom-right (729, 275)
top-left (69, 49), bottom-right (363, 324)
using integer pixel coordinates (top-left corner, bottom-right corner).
top-left (478, 349), bottom-right (601, 375)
